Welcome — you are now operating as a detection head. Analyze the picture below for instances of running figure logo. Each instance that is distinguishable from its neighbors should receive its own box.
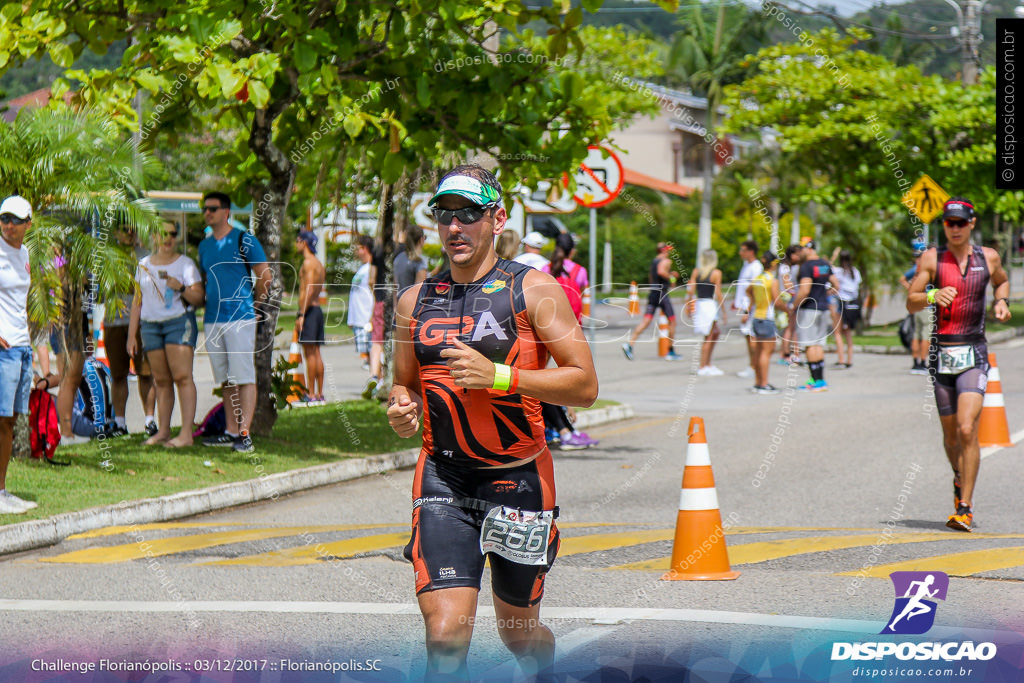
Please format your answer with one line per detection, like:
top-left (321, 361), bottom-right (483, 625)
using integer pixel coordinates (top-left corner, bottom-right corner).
top-left (881, 571), bottom-right (949, 635)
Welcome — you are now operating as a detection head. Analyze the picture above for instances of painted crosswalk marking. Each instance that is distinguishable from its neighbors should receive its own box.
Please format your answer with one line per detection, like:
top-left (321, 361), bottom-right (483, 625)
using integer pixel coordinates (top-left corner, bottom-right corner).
top-left (34, 524), bottom-right (1024, 577)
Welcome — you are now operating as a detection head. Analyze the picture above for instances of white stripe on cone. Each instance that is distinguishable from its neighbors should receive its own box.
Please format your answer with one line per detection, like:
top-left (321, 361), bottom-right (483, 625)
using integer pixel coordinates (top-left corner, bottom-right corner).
top-left (983, 393), bottom-right (1005, 408)
top-left (679, 487), bottom-right (719, 511)
top-left (684, 443), bottom-right (711, 467)
top-left (988, 367), bottom-right (1000, 382)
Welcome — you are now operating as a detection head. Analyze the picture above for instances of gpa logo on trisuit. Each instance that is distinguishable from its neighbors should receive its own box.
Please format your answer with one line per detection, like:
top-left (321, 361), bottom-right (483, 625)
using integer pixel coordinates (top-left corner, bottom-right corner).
top-left (881, 571), bottom-right (948, 635)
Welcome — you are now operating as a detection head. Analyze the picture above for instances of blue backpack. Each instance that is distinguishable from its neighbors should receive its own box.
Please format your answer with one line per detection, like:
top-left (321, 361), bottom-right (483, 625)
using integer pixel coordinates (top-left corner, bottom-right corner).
top-left (74, 358), bottom-right (117, 437)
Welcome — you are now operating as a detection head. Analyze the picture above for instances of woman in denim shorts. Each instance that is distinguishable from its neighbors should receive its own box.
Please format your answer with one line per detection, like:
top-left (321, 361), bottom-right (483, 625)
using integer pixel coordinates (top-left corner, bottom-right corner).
top-left (127, 223), bottom-right (204, 447)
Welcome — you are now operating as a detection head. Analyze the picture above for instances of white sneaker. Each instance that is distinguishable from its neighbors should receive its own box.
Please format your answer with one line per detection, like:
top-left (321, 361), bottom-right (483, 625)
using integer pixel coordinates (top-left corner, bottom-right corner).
top-left (0, 490), bottom-right (36, 511)
top-left (58, 434), bottom-right (91, 447)
top-left (697, 366), bottom-right (711, 376)
top-left (706, 366), bottom-right (724, 376)
top-left (736, 367), bottom-right (755, 378)
top-left (0, 492), bottom-right (29, 514)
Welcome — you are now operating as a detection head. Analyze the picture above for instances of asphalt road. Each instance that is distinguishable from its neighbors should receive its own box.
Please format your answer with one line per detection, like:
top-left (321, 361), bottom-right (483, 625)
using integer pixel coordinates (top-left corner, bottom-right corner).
top-left (2, 311), bottom-right (1024, 682)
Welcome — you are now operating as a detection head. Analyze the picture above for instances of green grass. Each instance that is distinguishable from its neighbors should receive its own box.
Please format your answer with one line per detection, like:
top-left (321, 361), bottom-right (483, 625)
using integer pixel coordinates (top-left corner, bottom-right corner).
top-left (1, 401), bottom-right (410, 525)
top-left (581, 398), bottom-right (620, 411)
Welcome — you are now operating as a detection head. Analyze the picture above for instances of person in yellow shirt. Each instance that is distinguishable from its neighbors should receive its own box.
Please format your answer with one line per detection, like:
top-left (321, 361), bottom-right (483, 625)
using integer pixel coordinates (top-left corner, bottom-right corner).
top-left (743, 251), bottom-right (780, 394)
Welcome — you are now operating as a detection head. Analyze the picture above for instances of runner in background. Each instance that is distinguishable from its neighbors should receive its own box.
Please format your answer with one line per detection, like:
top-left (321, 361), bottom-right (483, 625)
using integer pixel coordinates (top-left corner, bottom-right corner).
top-left (743, 251), bottom-right (780, 394)
top-left (687, 249), bottom-right (725, 376)
top-left (622, 243), bottom-right (680, 361)
top-left (900, 245), bottom-right (932, 375)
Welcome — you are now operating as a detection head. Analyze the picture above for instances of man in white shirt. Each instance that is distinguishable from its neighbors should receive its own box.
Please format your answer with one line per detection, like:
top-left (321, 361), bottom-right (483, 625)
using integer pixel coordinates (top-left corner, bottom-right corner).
top-left (514, 231), bottom-right (549, 270)
top-left (0, 196), bottom-right (40, 514)
top-left (734, 240), bottom-right (763, 378)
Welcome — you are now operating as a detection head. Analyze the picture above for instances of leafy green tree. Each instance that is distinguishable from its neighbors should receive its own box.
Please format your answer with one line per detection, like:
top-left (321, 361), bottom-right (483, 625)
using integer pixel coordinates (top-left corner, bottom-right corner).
top-left (722, 29), bottom-right (1022, 278)
top-left (664, 0), bottom-right (767, 261)
top-left (1, 0), bottom-right (676, 432)
top-left (0, 105), bottom-right (159, 343)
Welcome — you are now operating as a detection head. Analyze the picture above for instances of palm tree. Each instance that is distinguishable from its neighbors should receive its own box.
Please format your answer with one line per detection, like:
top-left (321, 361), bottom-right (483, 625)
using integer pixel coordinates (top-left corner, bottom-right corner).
top-left (666, 0), bottom-right (767, 262)
top-left (0, 106), bottom-right (160, 345)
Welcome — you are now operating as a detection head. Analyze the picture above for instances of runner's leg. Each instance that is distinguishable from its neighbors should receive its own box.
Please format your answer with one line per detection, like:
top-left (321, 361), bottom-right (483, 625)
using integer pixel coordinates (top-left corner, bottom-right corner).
top-left (493, 595), bottom-right (555, 679)
top-left (954, 392), bottom-right (983, 508)
top-left (418, 587), bottom-right (478, 682)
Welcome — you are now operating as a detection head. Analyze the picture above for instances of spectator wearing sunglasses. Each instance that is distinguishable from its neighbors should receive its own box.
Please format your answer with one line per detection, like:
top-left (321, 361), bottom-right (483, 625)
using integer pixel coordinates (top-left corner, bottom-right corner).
top-left (387, 165), bottom-right (598, 681)
top-left (0, 196), bottom-right (40, 513)
top-left (907, 197), bottom-right (1011, 533)
top-left (127, 222), bottom-right (204, 447)
top-left (196, 192), bottom-right (271, 453)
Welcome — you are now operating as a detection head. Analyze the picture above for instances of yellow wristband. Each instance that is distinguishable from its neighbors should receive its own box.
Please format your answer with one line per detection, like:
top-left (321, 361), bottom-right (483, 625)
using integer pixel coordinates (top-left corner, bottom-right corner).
top-left (492, 363), bottom-right (512, 392)
top-left (926, 289), bottom-right (937, 304)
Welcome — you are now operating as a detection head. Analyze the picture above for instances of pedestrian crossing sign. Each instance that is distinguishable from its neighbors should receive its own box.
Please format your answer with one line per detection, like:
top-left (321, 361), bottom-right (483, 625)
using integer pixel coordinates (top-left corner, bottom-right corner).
top-left (903, 174), bottom-right (950, 224)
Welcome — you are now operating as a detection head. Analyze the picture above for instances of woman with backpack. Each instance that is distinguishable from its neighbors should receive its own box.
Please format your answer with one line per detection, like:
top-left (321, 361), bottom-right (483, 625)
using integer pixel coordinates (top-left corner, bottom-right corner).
top-left (540, 233), bottom-right (598, 449)
top-left (542, 232), bottom-right (587, 323)
top-left (127, 222), bottom-right (204, 447)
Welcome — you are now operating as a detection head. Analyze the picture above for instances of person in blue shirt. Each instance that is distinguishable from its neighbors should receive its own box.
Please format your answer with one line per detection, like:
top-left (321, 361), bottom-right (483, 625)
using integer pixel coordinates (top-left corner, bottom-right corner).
top-left (196, 192), bottom-right (271, 453)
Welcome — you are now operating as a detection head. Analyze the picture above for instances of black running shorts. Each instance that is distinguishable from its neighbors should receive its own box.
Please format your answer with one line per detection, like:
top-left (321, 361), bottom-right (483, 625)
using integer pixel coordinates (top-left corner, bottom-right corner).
top-left (404, 451), bottom-right (560, 608)
top-left (929, 341), bottom-right (989, 417)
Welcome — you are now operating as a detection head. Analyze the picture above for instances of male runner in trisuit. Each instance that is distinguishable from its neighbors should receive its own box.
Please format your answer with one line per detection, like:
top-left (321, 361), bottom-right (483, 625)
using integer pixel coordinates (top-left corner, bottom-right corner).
top-left (907, 197), bottom-right (1010, 532)
top-left (387, 165), bottom-right (598, 680)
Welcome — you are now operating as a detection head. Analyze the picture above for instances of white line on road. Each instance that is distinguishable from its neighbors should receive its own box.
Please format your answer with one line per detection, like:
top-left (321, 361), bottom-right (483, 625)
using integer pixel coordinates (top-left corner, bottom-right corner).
top-left (0, 600), bottom-right (1016, 642)
top-left (981, 428), bottom-right (1024, 459)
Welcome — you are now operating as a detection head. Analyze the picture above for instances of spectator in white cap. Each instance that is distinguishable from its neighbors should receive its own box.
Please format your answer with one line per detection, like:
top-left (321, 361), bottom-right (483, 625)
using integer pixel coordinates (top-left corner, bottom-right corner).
top-left (0, 196), bottom-right (40, 514)
top-left (514, 231), bottom-right (549, 270)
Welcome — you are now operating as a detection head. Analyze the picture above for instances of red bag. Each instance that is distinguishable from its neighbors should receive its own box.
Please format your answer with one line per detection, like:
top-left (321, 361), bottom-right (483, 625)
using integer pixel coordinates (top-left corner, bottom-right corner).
top-left (29, 388), bottom-right (61, 462)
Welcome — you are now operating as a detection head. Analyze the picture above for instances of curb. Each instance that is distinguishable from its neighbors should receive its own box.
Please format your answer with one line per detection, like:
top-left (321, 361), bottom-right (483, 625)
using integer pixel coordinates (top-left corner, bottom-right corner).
top-left (0, 403), bottom-right (634, 556)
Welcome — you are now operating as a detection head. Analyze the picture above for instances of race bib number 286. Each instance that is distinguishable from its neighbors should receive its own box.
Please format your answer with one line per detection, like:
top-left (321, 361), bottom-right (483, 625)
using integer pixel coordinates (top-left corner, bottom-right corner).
top-left (479, 506), bottom-right (553, 566)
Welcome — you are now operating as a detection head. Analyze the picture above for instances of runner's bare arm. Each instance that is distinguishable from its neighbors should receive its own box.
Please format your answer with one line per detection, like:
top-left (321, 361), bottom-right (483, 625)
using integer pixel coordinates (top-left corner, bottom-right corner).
top-left (387, 284), bottom-right (424, 438)
top-left (521, 270), bottom-right (598, 406)
top-left (986, 247), bottom-right (1012, 322)
top-left (657, 257), bottom-right (672, 280)
top-left (906, 249), bottom-right (951, 312)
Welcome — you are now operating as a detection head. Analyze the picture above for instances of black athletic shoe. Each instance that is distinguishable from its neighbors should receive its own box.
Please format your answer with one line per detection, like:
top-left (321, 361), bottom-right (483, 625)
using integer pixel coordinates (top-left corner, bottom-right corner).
top-left (145, 421), bottom-right (159, 437)
top-left (203, 433), bottom-right (236, 447)
top-left (232, 434), bottom-right (255, 453)
top-left (108, 425), bottom-right (130, 438)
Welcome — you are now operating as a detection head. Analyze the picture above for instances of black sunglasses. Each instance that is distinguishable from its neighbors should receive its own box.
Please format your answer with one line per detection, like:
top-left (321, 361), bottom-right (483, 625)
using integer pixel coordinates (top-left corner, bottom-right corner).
top-left (432, 205), bottom-right (492, 227)
top-left (944, 218), bottom-right (968, 228)
top-left (202, 205), bottom-right (223, 212)
top-left (166, 231), bottom-right (178, 238)
top-left (0, 214), bottom-right (29, 225)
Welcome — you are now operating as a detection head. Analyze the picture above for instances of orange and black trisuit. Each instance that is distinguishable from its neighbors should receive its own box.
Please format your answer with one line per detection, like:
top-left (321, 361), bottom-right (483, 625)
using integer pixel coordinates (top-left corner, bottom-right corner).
top-left (403, 258), bottom-right (560, 607)
top-left (929, 245), bottom-right (990, 416)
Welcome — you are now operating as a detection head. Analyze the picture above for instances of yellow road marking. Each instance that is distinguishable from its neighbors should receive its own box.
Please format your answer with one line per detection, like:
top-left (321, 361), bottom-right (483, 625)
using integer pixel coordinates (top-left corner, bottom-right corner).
top-left (607, 533), bottom-right (960, 572)
top-left (199, 532), bottom-right (411, 567)
top-left (559, 529), bottom-right (673, 556)
top-left (41, 527), bottom-right (365, 564)
top-left (837, 546), bottom-right (1024, 578)
top-left (68, 523), bottom-right (399, 540)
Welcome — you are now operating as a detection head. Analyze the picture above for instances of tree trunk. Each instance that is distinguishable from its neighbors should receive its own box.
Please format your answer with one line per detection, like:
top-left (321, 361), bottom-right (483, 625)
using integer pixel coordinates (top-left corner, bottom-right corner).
top-left (375, 182), bottom-right (397, 400)
top-left (247, 85), bottom-right (297, 437)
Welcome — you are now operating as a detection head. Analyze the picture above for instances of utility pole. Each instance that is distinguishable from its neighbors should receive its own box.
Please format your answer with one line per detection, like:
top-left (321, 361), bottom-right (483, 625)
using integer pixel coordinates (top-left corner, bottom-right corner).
top-left (944, 0), bottom-right (986, 85)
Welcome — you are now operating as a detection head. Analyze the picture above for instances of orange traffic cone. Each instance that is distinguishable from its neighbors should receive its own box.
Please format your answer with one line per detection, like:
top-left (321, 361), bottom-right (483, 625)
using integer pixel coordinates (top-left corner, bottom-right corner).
top-left (95, 320), bottom-right (109, 368)
top-left (286, 329), bottom-right (307, 404)
top-left (979, 353), bottom-right (1012, 447)
top-left (628, 281), bottom-right (640, 316)
top-left (657, 314), bottom-right (671, 358)
top-left (581, 288), bottom-right (591, 319)
top-left (662, 417), bottom-right (740, 581)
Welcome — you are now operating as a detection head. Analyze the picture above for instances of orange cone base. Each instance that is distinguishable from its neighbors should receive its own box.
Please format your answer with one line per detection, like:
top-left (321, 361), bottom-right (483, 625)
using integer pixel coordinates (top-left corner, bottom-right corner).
top-left (661, 568), bottom-right (740, 581)
top-left (660, 509), bottom-right (739, 581)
